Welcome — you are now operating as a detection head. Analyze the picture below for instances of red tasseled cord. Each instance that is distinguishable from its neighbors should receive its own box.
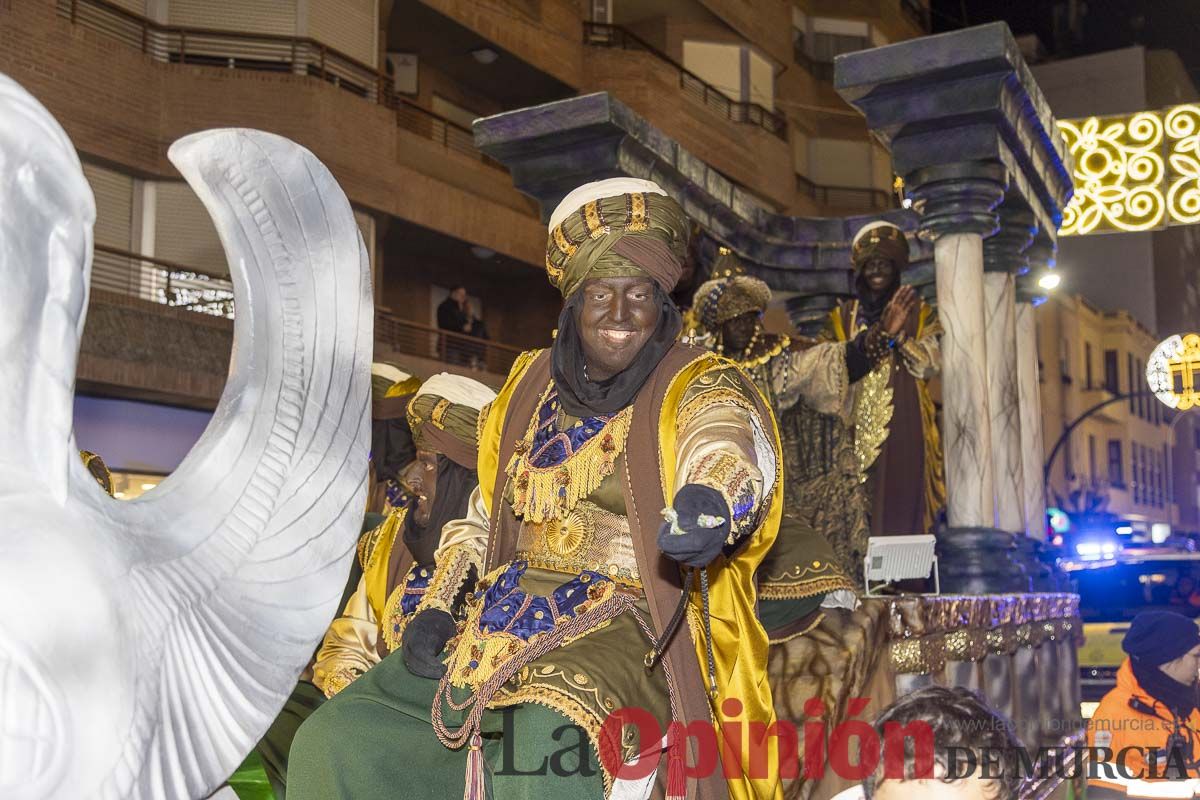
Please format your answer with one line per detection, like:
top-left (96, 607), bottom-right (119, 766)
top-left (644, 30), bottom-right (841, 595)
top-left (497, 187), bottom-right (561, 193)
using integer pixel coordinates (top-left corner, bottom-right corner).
top-left (463, 733), bottom-right (486, 800)
top-left (666, 742), bottom-right (687, 800)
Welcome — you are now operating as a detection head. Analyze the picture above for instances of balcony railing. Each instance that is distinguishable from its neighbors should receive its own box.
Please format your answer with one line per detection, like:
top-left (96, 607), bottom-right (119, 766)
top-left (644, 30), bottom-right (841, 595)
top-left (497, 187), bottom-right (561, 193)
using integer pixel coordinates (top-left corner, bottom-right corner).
top-left (375, 311), bottom-right (524, 377)
top-left (792, 42), bottom-right (835, 82)
top-left (55, 0), bottom-right (502, 170)
top-left (91, 245), bottom-right (526, 374)
top-left (92, 244), bottom-right (235, 318)
top-left (583, 22), bottom-right (787, 141)
top-left (795, 173), bottom-right (893, 211)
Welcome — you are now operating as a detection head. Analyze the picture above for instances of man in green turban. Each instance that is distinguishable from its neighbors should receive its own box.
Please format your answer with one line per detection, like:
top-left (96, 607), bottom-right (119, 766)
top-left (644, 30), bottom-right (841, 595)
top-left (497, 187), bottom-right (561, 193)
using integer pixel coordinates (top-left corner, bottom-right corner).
top-left (290, 178), bottom-right (787, 800)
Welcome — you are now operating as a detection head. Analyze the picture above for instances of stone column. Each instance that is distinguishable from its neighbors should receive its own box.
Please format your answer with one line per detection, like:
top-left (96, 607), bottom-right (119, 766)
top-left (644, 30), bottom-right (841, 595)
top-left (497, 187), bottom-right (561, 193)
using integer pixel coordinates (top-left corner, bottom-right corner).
top-left (983, 205), bottom-right (1036, 535)
top-left (908, 162), bottom-right (1029, 593)
top-left (1017, 242), bottom-right (1054, 540)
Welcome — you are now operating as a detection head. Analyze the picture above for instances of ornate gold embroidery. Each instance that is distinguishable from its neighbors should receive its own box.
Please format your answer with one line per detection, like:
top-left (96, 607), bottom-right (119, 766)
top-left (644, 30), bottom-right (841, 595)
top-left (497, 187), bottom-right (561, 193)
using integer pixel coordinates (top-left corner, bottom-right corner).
top-left (676, 387), bottom-right (756, 434)
top-left (320, 665), bottom-right (361, 699)
top-left (516, 502), bottom-right (641, 588)
top-left (627, 192), bottom-right (648, 231)
top-left (582, 200), bottom-right (610, 239)
top-left (507, 383), bottom-right (633, 524)
top-left (380, 581), bottom-right (412, 654)
top-left (545, 254), bottom-right (564, 287)
top-left (431, 397), bottom-right (452, 428)
top-left (446, 566), bottom-right (619, 691)
top-left (553, 225), bottom-right (578, 258)
top-left (853, 359), bottom-right (894, 481)
top-left (418, 544), bottom-right (475, 616)
top-left (357, 507), bottom-right (406, 572)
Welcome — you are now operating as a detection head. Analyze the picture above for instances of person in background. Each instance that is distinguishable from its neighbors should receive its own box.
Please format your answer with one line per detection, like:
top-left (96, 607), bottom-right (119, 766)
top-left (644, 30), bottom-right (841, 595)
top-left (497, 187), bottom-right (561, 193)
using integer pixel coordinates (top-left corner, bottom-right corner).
top-left (833, 685), bottom-right (1025, 800)
top-left (437, 286), bottom-right (487, 366)
top-left (311, 373), bottom-right (493, 698)
top-left (253, 363), bottom-right (422, 799)
top-left (1169, 573), bottom-right (1200, 616)
top-left (1087, 610), bottom-right (1200, 797)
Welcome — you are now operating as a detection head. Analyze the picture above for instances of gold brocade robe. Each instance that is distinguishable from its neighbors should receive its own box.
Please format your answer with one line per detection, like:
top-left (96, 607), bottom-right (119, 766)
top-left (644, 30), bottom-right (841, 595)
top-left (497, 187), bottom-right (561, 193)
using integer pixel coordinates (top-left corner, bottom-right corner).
top-left (425, 347), bottom-right (785, 800)
top-left (724, 334), bottom-right (857, 607)
top-left (825, 299), bottom-right (946, 542)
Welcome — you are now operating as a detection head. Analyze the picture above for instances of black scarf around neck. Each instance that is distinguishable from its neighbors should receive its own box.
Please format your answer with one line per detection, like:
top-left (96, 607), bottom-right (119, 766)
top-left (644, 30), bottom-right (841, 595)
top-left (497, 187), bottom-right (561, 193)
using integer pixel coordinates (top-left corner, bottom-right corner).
top-left (402, 456), bottom-right (477, 566)
top-left (1132, 656), bottom-right (1200, 718)
top-left (855, 271), bottom-right (900, 326)
top-left (550, 285), bottom-right (683, 418)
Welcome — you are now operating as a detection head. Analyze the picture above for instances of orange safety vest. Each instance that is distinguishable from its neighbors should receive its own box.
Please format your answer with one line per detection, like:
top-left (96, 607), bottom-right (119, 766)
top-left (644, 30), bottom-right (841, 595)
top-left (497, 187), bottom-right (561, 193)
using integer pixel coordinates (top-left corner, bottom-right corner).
top-left (1087, 658), bottom-right (1200, 792)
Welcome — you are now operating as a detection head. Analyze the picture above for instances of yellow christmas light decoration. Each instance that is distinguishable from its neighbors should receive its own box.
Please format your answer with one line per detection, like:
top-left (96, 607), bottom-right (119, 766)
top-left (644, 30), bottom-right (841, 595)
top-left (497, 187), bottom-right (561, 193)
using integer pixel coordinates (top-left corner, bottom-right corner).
top-left (1059, 103), bottom-right (1200, 235)
top-left (1146, 333), bottom-right (1200, 411)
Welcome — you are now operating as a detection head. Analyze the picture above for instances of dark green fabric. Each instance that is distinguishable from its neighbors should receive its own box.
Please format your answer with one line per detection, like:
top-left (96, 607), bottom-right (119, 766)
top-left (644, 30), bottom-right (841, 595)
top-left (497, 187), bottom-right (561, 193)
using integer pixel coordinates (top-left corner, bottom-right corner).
top-left (758, 594), bottom-right (824, 634)
top-left (251, 513), bottom-right (374, 797)
top-left (287, 649), bottom-right (606, 800)
top-left (256, 680), bottom-right (325, 799)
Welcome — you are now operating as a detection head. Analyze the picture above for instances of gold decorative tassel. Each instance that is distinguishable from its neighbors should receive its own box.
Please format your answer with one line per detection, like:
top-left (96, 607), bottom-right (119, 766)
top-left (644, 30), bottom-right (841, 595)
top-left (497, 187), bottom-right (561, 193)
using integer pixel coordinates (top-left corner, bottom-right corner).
top-left (507, 404), bottom-right (632, 523)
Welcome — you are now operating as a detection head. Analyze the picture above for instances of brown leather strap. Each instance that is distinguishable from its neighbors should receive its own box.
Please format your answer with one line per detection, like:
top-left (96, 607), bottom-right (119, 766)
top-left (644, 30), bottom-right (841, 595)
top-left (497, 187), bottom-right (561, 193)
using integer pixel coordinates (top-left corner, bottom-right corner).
top-left (486, 351), bottom-right (552, 571)
top-left (377, 529), bottom-right (413, 659)
top-left (623, 342), bottom-right (730, 800)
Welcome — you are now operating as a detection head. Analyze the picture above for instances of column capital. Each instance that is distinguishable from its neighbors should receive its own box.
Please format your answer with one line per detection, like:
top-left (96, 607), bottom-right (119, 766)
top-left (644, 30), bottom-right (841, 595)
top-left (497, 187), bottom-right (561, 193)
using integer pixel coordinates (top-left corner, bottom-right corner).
top-left (906, 162), bottom-right (1007, 240)
top-left (984, 204), bottom-right (1038, 274)
top-left (1016, 236), bottom-right (1057, 304)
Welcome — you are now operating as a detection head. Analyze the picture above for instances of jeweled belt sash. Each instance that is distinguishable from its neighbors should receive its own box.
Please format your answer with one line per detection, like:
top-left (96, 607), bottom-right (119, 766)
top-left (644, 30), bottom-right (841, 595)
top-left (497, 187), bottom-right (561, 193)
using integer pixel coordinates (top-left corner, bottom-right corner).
top-left (514, 501), bottom-right (641, 588)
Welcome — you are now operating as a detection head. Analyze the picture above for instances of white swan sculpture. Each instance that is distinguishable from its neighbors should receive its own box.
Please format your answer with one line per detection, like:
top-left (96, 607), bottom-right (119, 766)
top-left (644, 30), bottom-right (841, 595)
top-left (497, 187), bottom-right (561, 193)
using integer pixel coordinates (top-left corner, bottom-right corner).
top-left (0, 73), bottom-right (371, 799)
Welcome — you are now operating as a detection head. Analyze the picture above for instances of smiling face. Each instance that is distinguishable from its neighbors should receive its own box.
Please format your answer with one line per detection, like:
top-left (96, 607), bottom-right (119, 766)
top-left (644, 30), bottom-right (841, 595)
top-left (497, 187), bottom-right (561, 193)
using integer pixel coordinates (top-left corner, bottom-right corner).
top-left (861, 256), bottom-right (899, 294)
top-left (576, 275), bottom-right (661, 382)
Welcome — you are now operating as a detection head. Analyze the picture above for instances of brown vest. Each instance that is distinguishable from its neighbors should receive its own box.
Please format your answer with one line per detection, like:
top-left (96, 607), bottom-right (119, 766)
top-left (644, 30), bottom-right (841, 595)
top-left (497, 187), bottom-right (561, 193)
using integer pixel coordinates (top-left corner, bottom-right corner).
top-left (486, 344), bottom-right (753, 800)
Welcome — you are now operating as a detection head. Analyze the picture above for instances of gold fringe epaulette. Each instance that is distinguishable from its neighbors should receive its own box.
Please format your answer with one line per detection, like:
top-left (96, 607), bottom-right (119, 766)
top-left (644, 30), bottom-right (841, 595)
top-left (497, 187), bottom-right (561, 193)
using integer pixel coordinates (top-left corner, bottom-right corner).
top-left (506, 388), bottom-right (632, 524)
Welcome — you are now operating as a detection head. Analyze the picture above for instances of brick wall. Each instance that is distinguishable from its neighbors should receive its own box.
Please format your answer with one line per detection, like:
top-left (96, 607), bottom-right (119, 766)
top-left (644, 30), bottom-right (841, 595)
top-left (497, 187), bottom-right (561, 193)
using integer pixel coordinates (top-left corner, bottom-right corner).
top-left (0, 1), bottom-right (545, 268)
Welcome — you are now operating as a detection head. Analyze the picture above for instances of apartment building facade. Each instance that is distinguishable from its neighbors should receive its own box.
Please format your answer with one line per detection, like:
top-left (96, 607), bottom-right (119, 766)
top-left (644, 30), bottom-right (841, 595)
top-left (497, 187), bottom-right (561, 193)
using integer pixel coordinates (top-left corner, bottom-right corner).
top-left (0, 0), bottom-right (928, 479)
top-left (1037, 293), bottom-right (1181, 537)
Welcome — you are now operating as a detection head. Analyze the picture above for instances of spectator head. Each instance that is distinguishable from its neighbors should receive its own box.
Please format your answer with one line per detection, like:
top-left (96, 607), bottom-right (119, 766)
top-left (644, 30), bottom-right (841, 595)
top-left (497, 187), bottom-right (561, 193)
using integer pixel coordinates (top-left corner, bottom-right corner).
top-left (863, 686), bottom-right (1024, 800)
top-left (449, 286), bottom-right (467, 304)
top-left (1122, 610), bottom-right (1200, 686)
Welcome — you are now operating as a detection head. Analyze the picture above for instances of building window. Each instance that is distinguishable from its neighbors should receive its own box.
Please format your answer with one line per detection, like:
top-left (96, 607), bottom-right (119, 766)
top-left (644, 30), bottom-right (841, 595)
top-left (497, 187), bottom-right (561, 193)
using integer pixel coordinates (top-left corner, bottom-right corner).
top-left (1063, 424), bottom-right (1074, 480)
top-left (1088, 435), bottom-right (1097, 484)
top-left (1136, 359), bottom-right (1145, 419)
top-left (1085, 342), bottom-right (1094, 389)
top-left (1128, 353), bottom-right (1136, 413)
top-left (1104, 349), bottom-right (1119, 393)
top-left (1060, 338), bottom-right (1071, 383)
top-left (1108, 440), bottom-right (1124, 487)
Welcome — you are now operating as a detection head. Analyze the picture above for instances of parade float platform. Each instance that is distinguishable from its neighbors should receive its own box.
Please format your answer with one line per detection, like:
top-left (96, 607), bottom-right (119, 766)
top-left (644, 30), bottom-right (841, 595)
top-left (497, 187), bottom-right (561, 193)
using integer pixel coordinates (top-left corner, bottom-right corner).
top-left (771, 593), bottom-right (1085, 799)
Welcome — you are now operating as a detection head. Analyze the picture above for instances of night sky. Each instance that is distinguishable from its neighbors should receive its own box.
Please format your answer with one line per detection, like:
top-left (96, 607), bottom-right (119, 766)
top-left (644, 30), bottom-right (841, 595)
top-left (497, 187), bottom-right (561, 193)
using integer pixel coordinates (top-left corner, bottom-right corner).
top-left (931, 0), bottom-right (1200, 86)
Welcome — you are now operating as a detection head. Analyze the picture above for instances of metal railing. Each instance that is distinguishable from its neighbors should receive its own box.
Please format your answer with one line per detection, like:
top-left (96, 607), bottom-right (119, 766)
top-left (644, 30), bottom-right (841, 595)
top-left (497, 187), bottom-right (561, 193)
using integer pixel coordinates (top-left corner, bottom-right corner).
top-left (583, 22), bottom-right (787, 141)
top-left (795, 173), bottom-right (893, 211)
top-left (56, 0), bottom-right (502, 169)
top-left (92, 244), bottom-right (236, 318)
top-left (375, 311), bottom-right (524, 377)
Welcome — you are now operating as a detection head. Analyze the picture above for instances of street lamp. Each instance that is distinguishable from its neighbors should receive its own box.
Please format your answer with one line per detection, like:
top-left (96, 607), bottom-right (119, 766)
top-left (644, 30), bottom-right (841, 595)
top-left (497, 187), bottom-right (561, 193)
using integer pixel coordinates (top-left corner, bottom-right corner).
top-left (1038, 272), bottom-right (1061, 290)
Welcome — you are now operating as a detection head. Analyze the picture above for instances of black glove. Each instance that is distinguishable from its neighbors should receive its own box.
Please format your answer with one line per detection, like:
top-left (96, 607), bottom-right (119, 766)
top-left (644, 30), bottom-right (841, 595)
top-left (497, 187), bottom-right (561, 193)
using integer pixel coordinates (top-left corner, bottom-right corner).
top-left (401, 609), bottom-right (456, 679)
top-left (657, 484), bottom-right (732, 568)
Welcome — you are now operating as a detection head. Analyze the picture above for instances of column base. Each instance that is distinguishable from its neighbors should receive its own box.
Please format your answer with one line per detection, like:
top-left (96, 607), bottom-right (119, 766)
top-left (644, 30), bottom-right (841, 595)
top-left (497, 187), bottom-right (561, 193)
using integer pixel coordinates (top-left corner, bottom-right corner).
top-left (936, 527), bottom-right (1032, 594)
top-left (1013, 535), bottom-right (1058, 592)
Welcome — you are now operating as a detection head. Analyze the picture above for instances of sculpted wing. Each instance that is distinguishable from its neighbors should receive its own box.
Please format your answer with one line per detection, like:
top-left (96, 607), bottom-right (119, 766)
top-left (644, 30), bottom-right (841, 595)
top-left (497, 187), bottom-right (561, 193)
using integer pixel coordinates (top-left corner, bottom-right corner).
top-left (81, 129), bottom-right (372, 799)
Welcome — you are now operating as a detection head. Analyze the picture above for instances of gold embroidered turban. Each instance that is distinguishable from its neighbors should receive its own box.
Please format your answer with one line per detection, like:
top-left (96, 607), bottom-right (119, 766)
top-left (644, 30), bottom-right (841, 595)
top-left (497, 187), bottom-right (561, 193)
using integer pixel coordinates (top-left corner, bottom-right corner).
top-left (545, 178), bottom-right (690, 298)
top-left (851, 220), bottom-right (910, 270)
top-left (405, 373), bottom-right (497, 468)
top-left (371, 361), bottom-right (423, 421)
top-left (692, 273), bottom-right (772, 329)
